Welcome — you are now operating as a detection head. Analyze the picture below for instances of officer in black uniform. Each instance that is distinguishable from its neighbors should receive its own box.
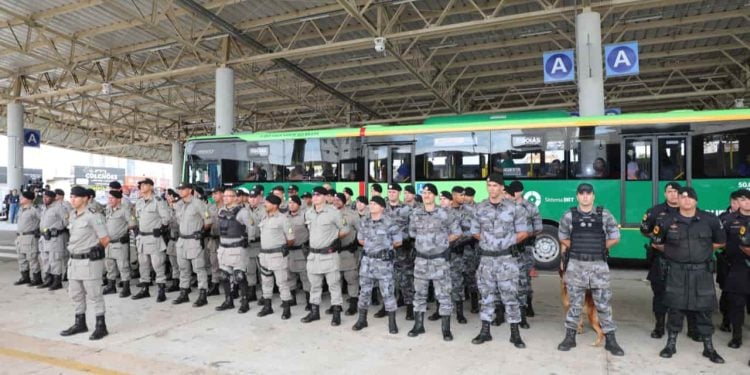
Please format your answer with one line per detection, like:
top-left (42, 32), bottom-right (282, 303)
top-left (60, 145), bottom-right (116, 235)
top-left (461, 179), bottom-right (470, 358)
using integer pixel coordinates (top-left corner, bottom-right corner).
top-left (640, 181), bottom-right (681, 339)
top-left (721, 188), bottom-right (750, 349)
top-left (652, 187), bottom-right (726, 364)
top-left (717, 190), bottom-right (740, 332)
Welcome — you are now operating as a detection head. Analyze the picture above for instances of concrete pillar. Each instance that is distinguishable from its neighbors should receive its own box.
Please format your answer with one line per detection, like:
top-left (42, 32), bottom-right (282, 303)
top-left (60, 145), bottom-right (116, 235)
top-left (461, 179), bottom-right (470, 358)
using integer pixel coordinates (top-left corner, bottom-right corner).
top-left (172, 141), bottom-right (183, 186)
top-left (7, 102), bottom-right (24, 191)
top-left (576, 10), bottom-right (605, 117)
top-left (215, 67), bottom-right (234, 136)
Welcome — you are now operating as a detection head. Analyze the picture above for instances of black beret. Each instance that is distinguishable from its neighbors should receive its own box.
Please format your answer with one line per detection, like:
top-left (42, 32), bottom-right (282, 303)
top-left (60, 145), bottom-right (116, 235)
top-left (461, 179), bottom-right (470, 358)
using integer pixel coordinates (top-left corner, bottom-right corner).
top-left (464, 187), bottom-right (476, 196)
top-left (422, 183), bottom-right (437, 195)
top-left (335, 193), bottom-right (346, 203)
top-left (730, 190), bottom-right (741, 200)
top-left (177, 182), bottom-right (193, 190)
top-left (343, 187), bottom-right (354, 196)
top-left (327, 188), bottom-right (337, 196)
top-left (289, 185), bottom-right (299, 192)
top-left (266, 194), bottom-right (282, 206)
top-left (272, 185), bottom-right (285, 193)
top-left (138, 178), bottom-right (154, 186)
top-left (21, 191), bottom-right (35, 200)
top-left (254, 184), bottom-right (265, 192)
top-left (451, 186), bottom-right (464, 194)
top-left (736, 189), bottom-right (750, 199)
top-left (109, 181), bottom-right (122, 189)
top-left (248, 189), bottom-right (259, 198)
top-left (388, 183), bottom-right (401, 192)
top-left (664, 181), bottom-right (681, 191)
top-left (372, 183), bottom-right (382, 193)
top-left (54, 188), bottom-right (65, 196)
top-left (313, 186), bottom-right (328, 195)
top-left (70, 186), bottom-right (88, 197)
top-left (86, 188), bottom-right (96, 198)
top-left (508, 180), bottom-right (524, 194)
top-left (43, 190), bottom-right (57, 198)
top-left (576, 183), bottom-right (594, 194)
top-left (404, 185), bottom-right (416, 194)
top-left (109, 190), bottom-right (123, 199)
top-left (678, 186), bottom-right (697, 200)
top-left (167, 189), bottom-right (179, 198)
top-left (289, 196), bottom-right (302, 206)
top-left (195, 186), bottom-right (205, 197)
top-left (301, 192), bottom-right (312, 199)
top-left (441, 191), bottom-right (452, 201)
top-left (487, 173), bottom-right (504, 185)
top-left (370, 196), bottom-right (386, 208)
top-left (356, 196), bottom-right (368, 204)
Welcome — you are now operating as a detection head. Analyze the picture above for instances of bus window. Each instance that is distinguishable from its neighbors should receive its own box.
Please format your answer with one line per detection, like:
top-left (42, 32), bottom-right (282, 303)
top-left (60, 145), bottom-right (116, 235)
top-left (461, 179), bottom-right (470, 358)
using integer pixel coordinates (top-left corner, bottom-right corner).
top-left (490, 128), bottom-right (566, 179)
top-left (415, 132), bottom-right (489, 180)
top-left (290, 138), bottom-right (338, 181)
top-left (339, 138), bottom-right (363, 181)
top-left (658, 138), bottom-right (685, 180)
top-left (624, 139), bottom-right (652, 180)
top-left (568, 127), bottom-right (620, 179)
top-left (693, 125), bottom-right (750, 178)
top-left (368, 145), bottom-right (388, 182)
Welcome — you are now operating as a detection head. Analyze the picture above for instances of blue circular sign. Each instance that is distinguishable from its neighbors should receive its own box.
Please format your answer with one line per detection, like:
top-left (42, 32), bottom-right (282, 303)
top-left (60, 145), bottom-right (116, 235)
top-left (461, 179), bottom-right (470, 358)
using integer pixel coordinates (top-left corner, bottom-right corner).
top-left (545, 53), bottom-right (574, 79)
top-left (607, 46), bottom-right (637, 74)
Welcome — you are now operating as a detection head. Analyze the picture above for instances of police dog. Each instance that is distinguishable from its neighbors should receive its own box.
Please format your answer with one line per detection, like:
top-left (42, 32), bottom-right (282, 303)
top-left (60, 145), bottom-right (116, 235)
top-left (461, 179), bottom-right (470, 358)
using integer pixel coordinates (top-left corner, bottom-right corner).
top-left (559, 268), bottom-right (605, 346)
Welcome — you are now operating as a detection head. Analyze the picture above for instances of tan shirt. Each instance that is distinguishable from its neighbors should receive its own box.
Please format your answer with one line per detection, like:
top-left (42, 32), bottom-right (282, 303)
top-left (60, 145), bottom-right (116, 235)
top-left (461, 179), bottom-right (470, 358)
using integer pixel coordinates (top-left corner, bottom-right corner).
top-left (305, 204), bottom-right (344, 249)
top-left (67, 208), bottom-right (108, 253)
top-left (260, 211), bottom-right (294, 250)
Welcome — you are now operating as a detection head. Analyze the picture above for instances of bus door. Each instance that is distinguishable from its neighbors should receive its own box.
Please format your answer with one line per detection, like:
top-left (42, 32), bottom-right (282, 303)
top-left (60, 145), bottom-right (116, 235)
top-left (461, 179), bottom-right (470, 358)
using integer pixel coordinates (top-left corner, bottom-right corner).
top-left (621, 135), bottom-right (690, 225)
top-left (364, 143), bottom-right (415, 197)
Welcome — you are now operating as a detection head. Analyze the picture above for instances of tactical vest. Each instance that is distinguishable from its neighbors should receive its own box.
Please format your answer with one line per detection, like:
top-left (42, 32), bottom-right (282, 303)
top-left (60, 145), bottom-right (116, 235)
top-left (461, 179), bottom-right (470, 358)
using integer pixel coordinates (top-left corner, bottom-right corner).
top-left (724, 212), bottom-right (750, 263)
top-left (569, 206), bottom-right (606, 260)
top-left (218, 206), bottom-right (246, 238)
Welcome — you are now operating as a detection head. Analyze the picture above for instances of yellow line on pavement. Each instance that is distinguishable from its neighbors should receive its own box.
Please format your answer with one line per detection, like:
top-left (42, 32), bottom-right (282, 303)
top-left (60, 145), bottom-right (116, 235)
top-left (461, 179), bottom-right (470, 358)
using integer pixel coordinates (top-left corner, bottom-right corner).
top-left (0, 347), bottom-right (128, 375)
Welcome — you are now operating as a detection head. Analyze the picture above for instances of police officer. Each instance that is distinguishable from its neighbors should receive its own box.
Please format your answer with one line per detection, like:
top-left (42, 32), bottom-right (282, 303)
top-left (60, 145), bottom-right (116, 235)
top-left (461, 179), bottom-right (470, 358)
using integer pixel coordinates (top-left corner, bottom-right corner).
top-left (301, 186), bottom-right (348, 326)
top-left (271, 186), bottom-right (289, 213)
top-left (38, 189), bottom-right (68, 290)
top-left (286, 196), bottom-right (311, 310)
top-left (301, 192), bottom-right (313, 210)
top-left (246, 188), bottom-right (266, 304)
top-left (384, 183), bottom-right (414, 320)
top-left (717, 190), bottom-right (739, 333)
top-left (215, 188), bottom-right (252, 313)
top-left (205, 188), bottom-right (223, 296)
top-left (720, 188), bottom-right (750, 349)
top-left (172, 183), bottom-right (211, 307)
top-left (408, 183), bottom-right (461, 341)
top-left (435, 188), bottom-right (469, 325)
top-left (469, 174), bottom-right (527, 348)
top-left (462, 186), bottom-right (480, 313)
top-left (557, 183), bottom-right (623, 355)
top-left (507, 180), bottom-right (542, 327)
top-left (86, 188), bottom-right (105, 214)
top-left (165, 189), bottom-right (181, 292)
top-left (103, 190), bottom-right (132, 297)
top-left (257, 194), bottom-right (294, 319)
top-left (352, 196), bottom-right (402, 334)
top-left (131, 178), bottom-right (172, 302)
top-left (640, 181), bottom-right (681, 339)
top-left (371, 183), bottom-right (383, 197)
top-left (14, 191), bottom-right (40, 285)
top-left (333, 193), bottom-right (361, 316)
top-left (653, 187), bottom-right (725, 363)
top-left (60, 186), bottom-right (110, 340)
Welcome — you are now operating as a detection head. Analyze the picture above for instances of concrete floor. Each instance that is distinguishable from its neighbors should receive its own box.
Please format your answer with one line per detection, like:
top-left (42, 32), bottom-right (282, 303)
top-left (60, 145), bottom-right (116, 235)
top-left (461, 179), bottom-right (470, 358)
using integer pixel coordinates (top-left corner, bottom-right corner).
top-left (0, 258), bottom-right (748, 375)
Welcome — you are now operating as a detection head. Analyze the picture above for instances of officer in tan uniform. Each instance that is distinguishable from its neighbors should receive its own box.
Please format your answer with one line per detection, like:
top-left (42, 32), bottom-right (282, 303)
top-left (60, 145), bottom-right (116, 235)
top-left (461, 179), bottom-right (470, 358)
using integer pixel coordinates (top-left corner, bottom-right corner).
top-left (172, 183), bottom-right (211, 307)
top-left (14, 191), bottom-right (41, 286)
top-left (301, 186), bottom-right (348, 326)
top-left (287, 196), bottom-right (311, 310)
top-left (38, 189), bottom-right (68, 290)
top-left (165, 189), bottom-right (181, 292)
top-left (257, 194), bottom-right (295, 319)
top-left (103, 190), bottom-right (132, 298)
top-left (246, 189), bottom-right (266, 304)
top-left (333, 193), bottom-right (361, 316)
top-left (131, 178), bottom-right (172, 302)
top-left (60, 186), bottom-right (111, 340)
top-left (205, 188), bottom-right (223, 296)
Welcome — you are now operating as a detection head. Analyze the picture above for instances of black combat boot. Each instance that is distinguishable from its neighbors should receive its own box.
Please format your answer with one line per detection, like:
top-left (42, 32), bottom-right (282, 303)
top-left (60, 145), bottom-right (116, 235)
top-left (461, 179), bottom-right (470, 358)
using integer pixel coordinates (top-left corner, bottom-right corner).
top-left (14, 271), bottom-right (30, 285)
top-left (119, 281), bottom-right (131, 298)
top-left (60, 314), bottom-right (88, 336)
top-left (247, 285), bottom-right (258, 302)
top-left (492, 303), bottom-right (505, 326)
top-left (405, 304), bottom-right (414, 321)
top-left (230, 283), bottom-right (239, 299)
top-left (441, 316), bottom-right (453, 341)
top-left (257, 298), bottom-right (273, 317)
top-left (131, 285), bottom-right (150, 300)
top-left (238, 296), bottom-right (250, 314)
top-left (605, 332), bottom-right (625, 356)
top-left (520, 307), bottom-right (530, 329)
top-left (510, 323), bottom-right (526, 348)
top-left (352, 309), bottom-right (368, 331)
top-left (89, 315), bottom-right (108, 340)
top-left (172, 288), bottom-right (190, 304)
top-left (281, 301), bottom-right (292, 320)
top-left (728, 325), bottom-right (743, 349)
top-left (660, 331), bottom-right (678, 358)
top-left (719, 315), bottom-right (731, 332)
top-left (428, 303), bottom-right (441, 321)
top-left (102, 279), bottom-right (116, 295)
top-left (193, 289), bottom-right (207, 307)
top-left (472, 321), bottom-right (492, 344)
top-left (206, 281), bottom-right (220, 296)
top-left (388, 311), bottom-right (399, 334)
top-left (283, 290), bottom-right (298, 308)
top-left (374, 304), bottom-right (387, 318)
top-left (346, 297), bottom-right (358, 316)
top-left (702, 336), bottom-right (725, 364)
top-left (301, 304), bottom-right (320, 323)
top-left (557, 328), bottom-right (577, 351)
top-left (48, 274), bottom-right (63, 291)
top-left (257, 296), bottom-right (265, 306)
top-left (651, 313), bottom-right (665, 339)
top-left (156, 283), bottom-right (167, 303)
top-left (526, 295), bottom-right (535, 317)
top-left (408, 311), bottom-right (425, 337)
top-left (29, 272), bottom-right (42, 286)
top-left (456, 301), bottom-right (467, 324)
top-left (325, 305), bottom-right (334, 315)
top-left (166, 279), bottom-right (180, 293)
top-left (331, 305), bottom-right (342, 326)
top-left (304, 292), bottom-right (311, 311)
top-left (215, 281), bottom-right (235, 311)
top-left (470, 291), bottom-right (480, 314)
top-left (37, 273), bottom-right (52, 289)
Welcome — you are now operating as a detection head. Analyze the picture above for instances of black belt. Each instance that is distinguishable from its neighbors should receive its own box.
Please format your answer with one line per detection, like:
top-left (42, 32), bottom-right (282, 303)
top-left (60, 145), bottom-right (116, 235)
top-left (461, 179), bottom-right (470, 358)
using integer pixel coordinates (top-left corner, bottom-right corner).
top-left (416, 249), bottom-right (450, 260)
top-left (17, 230), bottom-right (38, 236)
top-left (340, 243), bottom-right (357, 253)
top-left (569, 253), bottom-right (605, 262)
top-left (365, 249), bottom-right (394, 260)
top-left (179, 231), bottom-right (203, 240)
top-left (310, 246), bottom-right (337, 254)
top-left (260, 247), bottom-right (285, 254)
top-left (479, 249), bottom-right (511, 257)
top-left (249, 238), bottom-right (260, 243)
top-left (70, 246), bottom-right (105, 260)
top-left (111, 236), bottom-right (130, 244)
top-left (209, 235), bottom-right (220, 239)
top-left (287, 245), bottom-right (304, 250)
top-left (668, 261), bottom-right (711, 270)
top-left (42, 228), bottom-right (65, 238)
top-left (220, 238), bottom-right (247, 248)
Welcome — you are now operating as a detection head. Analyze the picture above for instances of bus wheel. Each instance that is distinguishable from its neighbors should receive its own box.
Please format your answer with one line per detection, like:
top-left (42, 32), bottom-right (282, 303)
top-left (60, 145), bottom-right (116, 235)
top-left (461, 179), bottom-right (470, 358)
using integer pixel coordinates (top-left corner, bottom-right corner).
top-left (532, 224), bottom-right (561, 270)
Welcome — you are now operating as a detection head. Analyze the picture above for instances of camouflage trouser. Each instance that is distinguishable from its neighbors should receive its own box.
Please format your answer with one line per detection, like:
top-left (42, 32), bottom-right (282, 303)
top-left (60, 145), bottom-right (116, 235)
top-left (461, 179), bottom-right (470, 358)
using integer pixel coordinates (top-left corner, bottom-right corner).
top-left (462, 244), bottom-right (479, 294)
top-left (358, 256), bottom-right (397, 312)
top-left (450, 253), bottom-right (465, 302)
top-left (564, 259), bottom-right (617, 333)
top-left (477, 254), bottom-right (521, 323)
top-left (516, 250), bottom-right (534, 307)
top-left (394, 241), bottom-right (415, 304)
top-left (413, 257), bottom-right (452, 316)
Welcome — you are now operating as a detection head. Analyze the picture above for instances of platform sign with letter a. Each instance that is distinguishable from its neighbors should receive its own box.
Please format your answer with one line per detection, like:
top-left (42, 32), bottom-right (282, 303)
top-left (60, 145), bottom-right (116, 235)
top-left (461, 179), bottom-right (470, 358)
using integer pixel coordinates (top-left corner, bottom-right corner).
top-left (543, 50), bottom-right (575, 83)
top-left (23, 128), bottom-right (41, 147)
top-left (605, 42), bottom-right (639, 77)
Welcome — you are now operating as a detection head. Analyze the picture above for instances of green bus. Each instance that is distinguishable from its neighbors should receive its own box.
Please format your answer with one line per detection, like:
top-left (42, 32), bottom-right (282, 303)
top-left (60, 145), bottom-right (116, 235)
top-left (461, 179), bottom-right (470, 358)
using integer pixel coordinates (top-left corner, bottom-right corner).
top-left (183, 109), bottom-right (750, 269)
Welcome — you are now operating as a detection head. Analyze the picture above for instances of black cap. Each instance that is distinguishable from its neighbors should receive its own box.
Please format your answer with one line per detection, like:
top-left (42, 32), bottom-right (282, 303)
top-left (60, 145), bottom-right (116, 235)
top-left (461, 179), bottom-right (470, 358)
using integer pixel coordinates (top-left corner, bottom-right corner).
top-left (736, 189), bottom-right (750, 199)
top-left (356, 196), bottom-right (368, 204)
top-left (451, 186), bottom-right (464, 194)
top-left (109, 190), bottom-right (123, 199)
top-left (370, 196), bottom-right (386, 208)
top-left (301, 192), bottom-right (312, 199)
top-left (576, 183), bottom-right (594, 194)
top-left (54, 188), bottom-right (65, 196)
top-left (266, 194), bottom-right (281, 206)
top-left (372, 183), bottom-right (382, 193)
top-left (404, 185), bottom-right (416, 194)
top-left (87, 188), bottom-right (96, 198)
top-left (464, 187), bottom-right (476, 197)
top-left (177, 182), bottom-right (194, 190)
top-left (441, 191), bottom-right (452, 200)
top-left (343, 187), bottom-right (353, 196)
top-left (272, 185), bottom-right (285, 193)
top-left (21, 191), bottom-right (35, 200)
top-left (289, 185), bottom-right (299, 192)
top-left (289, 196), bottom-right (302, 206)
top-left (248, 189), bottom-right (259, 198)
top-left (665, 181), bottom-right (681, 191)
top-left (138, 178), bottom-right (154, 186)
top-left (678, 186), bottom-right (698, 200)
top-left (70, 186), bottom-right (88, 197)
top-left (487, 173), bottom-right (504, 185)
top-left (508, 180), bottom-right (524, 194)
top-left (313, 186), bottom-right (328, 195)
top-left (236, 187), bottom-right (248, 196)
top-left (109, 181), bottom-right (122, 189)
top-left (388, 183), bottom-right (402, 192)
top-left (422, 183), bottom-right (437, 195)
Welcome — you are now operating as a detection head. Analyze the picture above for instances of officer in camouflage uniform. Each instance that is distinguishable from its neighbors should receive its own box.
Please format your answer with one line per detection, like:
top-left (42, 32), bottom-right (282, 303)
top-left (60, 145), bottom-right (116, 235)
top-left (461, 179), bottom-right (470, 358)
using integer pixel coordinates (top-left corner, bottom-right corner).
top-left (408, 183), bottom-right (461, 341)
top-left (38, 189), bottom-right (68, 290)
top-left (333, 193), bottom-right (361, 316)
top-left (131, 178), bottom-right (172, 302)
top-left (256, 194), bottom-right (295, 319)
top-left (204, 188), bottom-right (223, 296)
top-left (507, 180), bottom-right (542, 328)
top-left (286, 196), bottom-right (311, 310)
top-left (165, 189), bottom-right (181, 292)
top-left (14, 191), bottom-right (41, 286)
top-left (462, 186), bottom-right (480, 313)
top-left (103, 190), bottom-right (132, 298)
top-left (433, 189), bottom-right (469, 325)
top-left (214, 188), bottom-right (252, 313)
top-left (246, 189), bottom-right (266, 304)
top-left (469, 174), bottom-right (527, 348)
top-left (557, 183), bottom-right (624, 356)
top-left (384, 183), bottom-right (415, 320)
top-left (352, 196), bottom-right (402, 334)
top-left (717, 191), bottom-right (739, 333)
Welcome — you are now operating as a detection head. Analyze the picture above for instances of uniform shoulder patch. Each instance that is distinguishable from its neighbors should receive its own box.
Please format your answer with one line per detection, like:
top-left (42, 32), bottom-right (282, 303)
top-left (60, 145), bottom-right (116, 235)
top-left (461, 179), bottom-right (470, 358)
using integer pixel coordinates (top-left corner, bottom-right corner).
top-left (89, 208), bottom-right (97, 214)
